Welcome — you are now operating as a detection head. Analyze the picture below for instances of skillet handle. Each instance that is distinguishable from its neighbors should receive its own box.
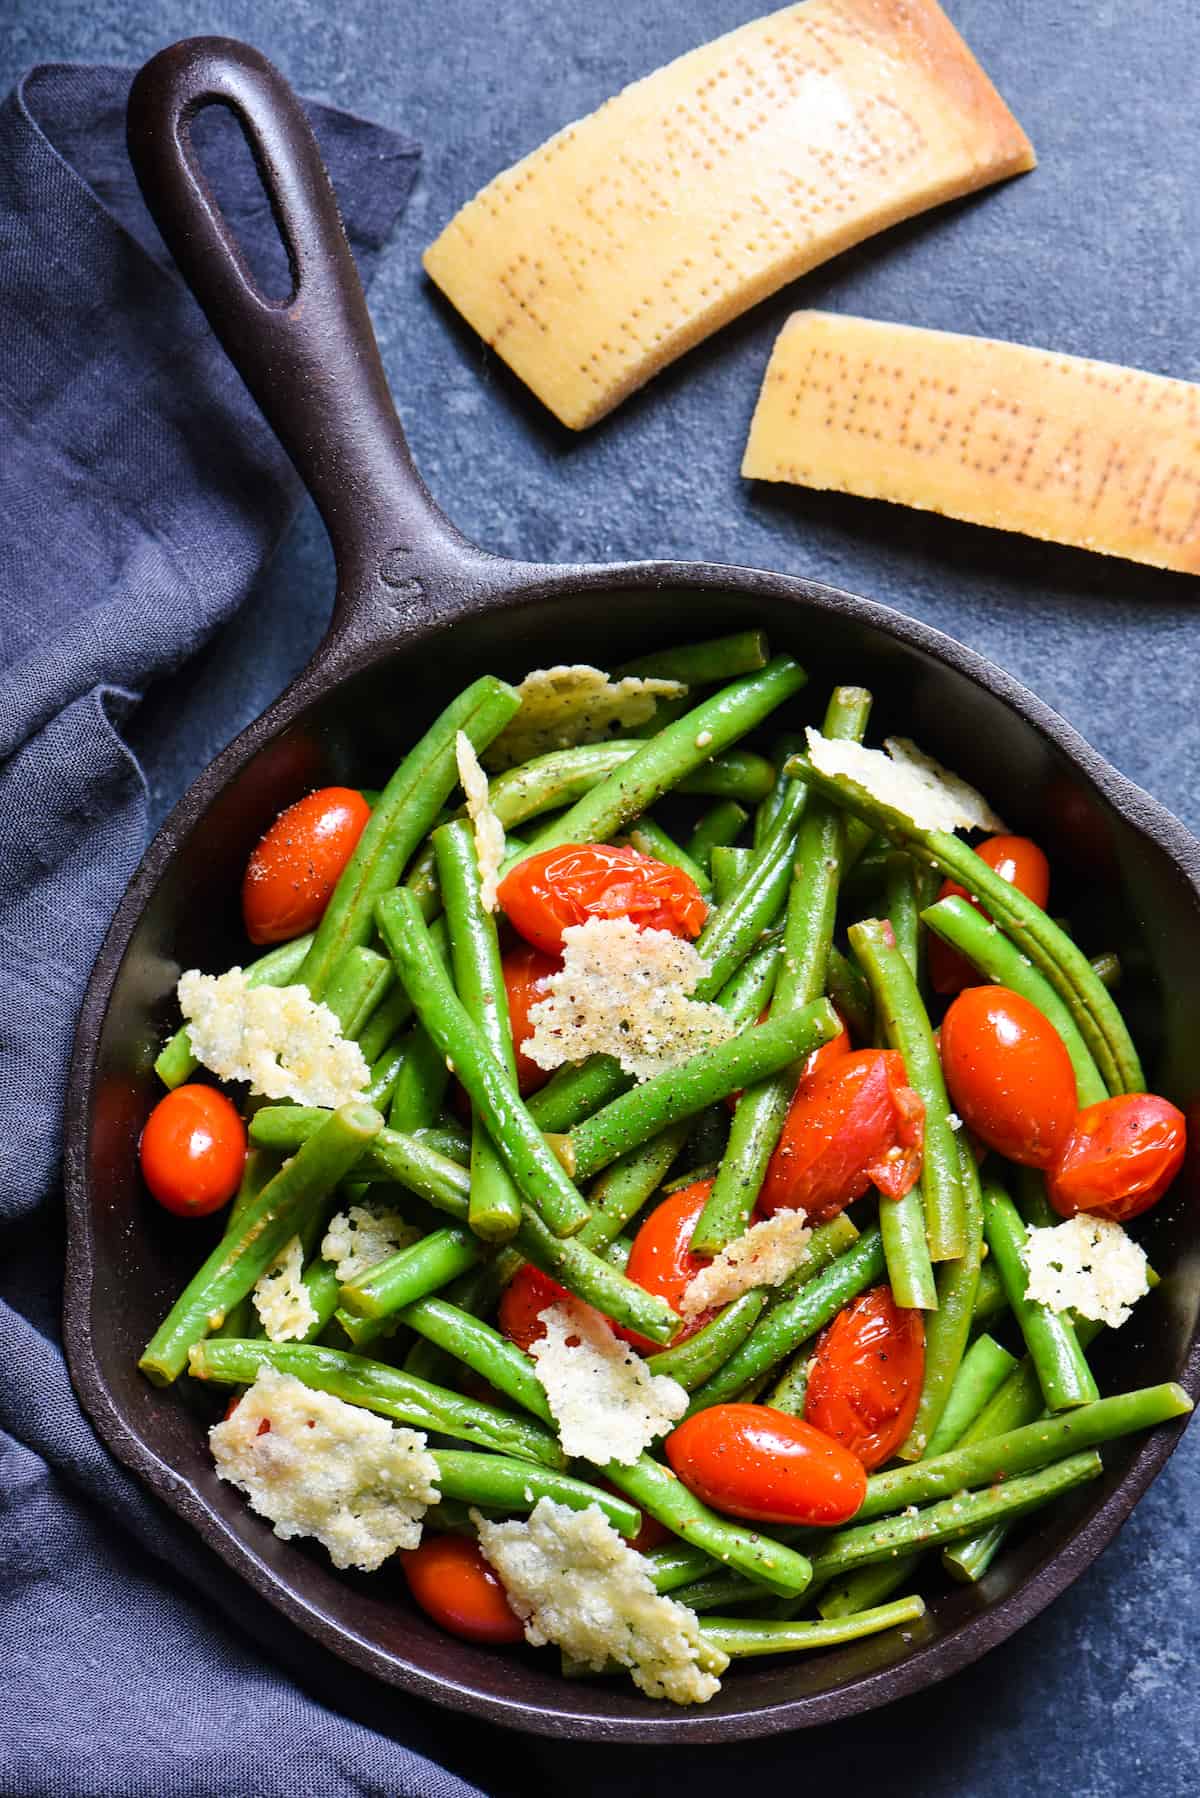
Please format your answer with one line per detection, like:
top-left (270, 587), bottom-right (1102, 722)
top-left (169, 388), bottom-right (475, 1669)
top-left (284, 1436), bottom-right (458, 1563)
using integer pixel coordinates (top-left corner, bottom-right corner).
top-left (126, 36), bottom-right (477, 606)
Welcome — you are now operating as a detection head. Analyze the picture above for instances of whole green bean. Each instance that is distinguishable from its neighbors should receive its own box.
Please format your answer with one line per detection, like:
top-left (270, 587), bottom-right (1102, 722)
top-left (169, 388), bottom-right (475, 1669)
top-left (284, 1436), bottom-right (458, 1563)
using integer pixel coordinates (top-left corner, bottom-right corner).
top-left (188, 1337), bottom-right (565, 1468)
top-left (982, 1184), bottom-right (1098, 1411)
top-left (617, 630), bottom-right (771, 686)
top-left (686, 801), bottom-right (749, 876)
top-left (826, 945), bottom-right (873, 1043)
top-left (925, 1333), bottom-right (1019, 1459)
top-left (341, 1226), bottom-right (482, 1320)
top-left (377, 889), bottom-right (591, 1238)
top-left (627, 818), bottom-right (713, 895)
top-left (702, 1597), bottom-right (926, 1658)
top-left (646, 1292), bottom-right (767, 1392)
top-left (898, 1135), bottom-right (985, 1456)
top-left (139, 1103), bottom-right (382, 1384)
top-left (429, 1451), bottom-right (640, 1536)
top-left (711, 846), bottom-right (754, 907)
top-left (154, 931), bottom-right (313, 1089)
top-left (399, 1296), bottom-right (553, 1421)
top-left (578, 1123), bottom-right (691, 1253)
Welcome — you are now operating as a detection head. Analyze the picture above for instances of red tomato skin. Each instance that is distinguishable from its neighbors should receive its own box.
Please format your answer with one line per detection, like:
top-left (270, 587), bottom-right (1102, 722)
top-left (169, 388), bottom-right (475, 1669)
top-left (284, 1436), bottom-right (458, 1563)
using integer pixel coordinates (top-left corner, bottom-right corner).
top-left (941, 986), bottom-right (1076, 1168)
top-left (501, 943), bottom-right (560, 1096)
top-left (1047, 1094), bottom-right (1187, 1222)
top-left (496, 844), bottom-right (707, 956)
top-left (242, 787), bottom-right (371, 945)
top-left (140, 1084), bottom-right (246, 1216)
top-left (616, 1181), bottom-right (717, 1354)
top-left (929, 835), bottom-right (1052, 995)
top-left (665, 1403), bottom-right (866, 1526)
top-left (759, 1050), bottom-right (925, 1223)
top-left (726, 1017), bottom-right (850, 1113)
top-left (497, 1265), bottom-right (573, 1353)
top-left (804, 1286), bottom-right (925, 1470)
top-left (402, 1535), bottom-right (525, 1645)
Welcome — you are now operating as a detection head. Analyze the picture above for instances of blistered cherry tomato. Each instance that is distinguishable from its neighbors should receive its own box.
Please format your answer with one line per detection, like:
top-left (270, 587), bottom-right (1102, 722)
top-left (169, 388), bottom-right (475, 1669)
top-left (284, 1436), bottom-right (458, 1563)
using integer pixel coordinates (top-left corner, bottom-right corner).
top-left (1047, 1093), bottom-right (1187, 1222)
top-left (401, 1535), bottom-right (525, 1645)
top-left (665, 1402), bottom-right (866, 1526)
top-left (496, 843), bottom-right (707, 956)
top-left (928, 835), bottom-right (1052, 995)
top-left (497, 1265), bottom-right (573, 1353)
top-left (726, 1017), bottom-right (851, 1113)
top-left (941, 986), bottom-right (1076, 1168)
top-left (242, 786), bottom-right (371, 945)
top-left (616, 1180), bottom-right (717, 1353)
top-left (759, 1050), bottom-right (925, 1223)
top-left (804, 1286), bottom-right (925, 1470)
top-left (140, 1084), bottom-right (246, 1216)
top-left (501, 942), bottom-right (560, 1095)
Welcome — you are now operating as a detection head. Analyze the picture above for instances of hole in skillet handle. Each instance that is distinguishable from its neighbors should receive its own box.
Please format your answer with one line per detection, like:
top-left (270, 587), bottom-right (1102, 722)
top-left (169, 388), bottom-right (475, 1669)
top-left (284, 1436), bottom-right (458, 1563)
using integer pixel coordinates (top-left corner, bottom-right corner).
top-left (188, 101), bottom-right (296, 304)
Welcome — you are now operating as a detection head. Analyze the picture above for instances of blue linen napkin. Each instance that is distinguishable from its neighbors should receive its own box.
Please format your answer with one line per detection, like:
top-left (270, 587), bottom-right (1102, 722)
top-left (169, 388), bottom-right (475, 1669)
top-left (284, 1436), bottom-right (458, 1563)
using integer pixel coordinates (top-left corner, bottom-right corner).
top-left (0, 61), bottom-right (496, 1798)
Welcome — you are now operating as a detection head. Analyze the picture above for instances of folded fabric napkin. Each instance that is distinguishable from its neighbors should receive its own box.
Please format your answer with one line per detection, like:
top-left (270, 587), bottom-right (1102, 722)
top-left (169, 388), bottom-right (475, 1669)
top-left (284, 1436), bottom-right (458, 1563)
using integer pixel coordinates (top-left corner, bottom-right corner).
top-left (0, 61), bottom-right (499, 1798)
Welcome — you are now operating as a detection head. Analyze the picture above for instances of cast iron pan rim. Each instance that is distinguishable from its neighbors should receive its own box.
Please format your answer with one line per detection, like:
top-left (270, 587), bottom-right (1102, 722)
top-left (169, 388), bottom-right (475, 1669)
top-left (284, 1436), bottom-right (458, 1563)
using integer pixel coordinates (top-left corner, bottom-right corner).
top-left (62, 549), bottom-right (1200, 1742)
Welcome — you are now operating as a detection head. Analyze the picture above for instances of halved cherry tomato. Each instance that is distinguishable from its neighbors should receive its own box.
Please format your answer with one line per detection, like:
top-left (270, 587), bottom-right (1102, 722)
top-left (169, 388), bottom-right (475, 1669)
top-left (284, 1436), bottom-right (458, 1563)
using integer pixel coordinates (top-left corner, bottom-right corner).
top-left (759, 1050), bottom-right (925, 1224)
top-left (1047, 1093), bottom-right (1187, 1222)
top-left (496, 843), bottom-right (707, 956)
top-left (941, 985), bottom-right (1076, 1168)
top-left (140, 1084), bottom-right (246, 1216)
top-left (401, 1534), bottom-right (525, 1645)
top-left (928, 835), bottom-right (1052, 995)
top-left (497, 1265), bottom-right (572, 1353)
top-left (665, 1402), bottom-right (866, 1526)
top-left (242, 786), bottom-right (371, 945)
top-left (501, 942), bottom-right (560, 1096)
top-left (804, 1286), bottom-right (925, 1470)
top-left (615, 1180), bottom-right (717, 1354)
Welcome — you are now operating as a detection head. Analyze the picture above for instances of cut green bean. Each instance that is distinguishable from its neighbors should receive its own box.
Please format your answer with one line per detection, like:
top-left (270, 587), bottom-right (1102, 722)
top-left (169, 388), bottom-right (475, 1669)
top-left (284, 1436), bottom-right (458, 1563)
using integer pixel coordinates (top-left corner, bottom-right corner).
top-left (764, 1346), bottom-right (813, 1417)
top-left (399, 1296), bottom-right (553, 1422)
top-left (646, 1292), bottom-right (767, 1392)
top-left (925, 1333), bottom-right (1019, 1459)
top-left (341, 1226), bottom-right (482, 1320)
top-left (188, 1337), bottom-right (564, 1467)
top-left (645, 1540), bottom-right (718, 1594)
top-left (387, 1025), bottom-right (451, 1135)
top-left (212, 1150), bottom-right (279, 1342)
top-left (362, 1037), bottom-right (408, 1110)
top-left (883, 852), bottom-right (928, 980)
top-left (528, 1057), bottom-right (632, 1135)
top-left (878, 1190), bottom-right (938, 1313)
top-left (139, 1102), bottom-right (383, 1384)
top-left (826, 946), bottom-right (873, 1043)
top-left (671, 1571), bottom-right (770, 1614)
top-left (695, 811), bottom-right (803, 997)
top-left (686, 801), bottom-right (749, 876)
top-left (578, 1123), bottom-right (691, 1254)
top-left (1092, 951), bottom-right (1121, 991)
top-left (753, 733), bottom-right (808, 849)
top-left (617, 630), bottom-right (771, 686)
top-left (678, 751), bottom-right (775, 805)
top-left (154, 931), bottom-right (314, 1089)
top-left (922, 895), bottom-right (1107, 1105)
top-left (982, 1184), bottom-right (1098, 1412)
top-left (378, 890), bottom-right (591, 1238)
top-left (973, 1257), bottom-right (1006, 1328)
top-left (627, 818), bottom-right (712, 895)
top-left (429, 1452), bottom-right (640, 1536)
top-left (323, 946), bottom-right (392, 1039)
top-left (702, 1596), bottom-right (926, 1658)
top-left (356, 977), bottom-right (418, 1064)
top-left (414, 1122), bottom-right (471, 1164)
top-left (897, 1135), bottom-right (984, 1453)
top-left (711, 846), bottom-right (754, 906)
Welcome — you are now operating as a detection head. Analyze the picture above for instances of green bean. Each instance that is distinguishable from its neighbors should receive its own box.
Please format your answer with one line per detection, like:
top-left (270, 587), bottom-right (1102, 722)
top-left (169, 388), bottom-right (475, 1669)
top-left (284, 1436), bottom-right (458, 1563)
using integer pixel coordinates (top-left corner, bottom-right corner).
top-left (645, 1540), bottom-right (718, 1594)
top-left (341, 1226), bottom-right (482, 1320)
top-left (753, 734), bottom-right (808, 849)
top-left (387, 1024), bottom-right (451, 1135)
top-left (429, 1452), bottom-right (640, 1536)
top-left (850, 917), bottom-right (962, 1264)
top-left (973, 1257), bottom-right (1006, 1328)
top-left (784, 755), bottom-right (1143, 1095)
top-left (251, 1108), bottom-right (472, 1217)
top-left (702, 1597), bottom-right (926, 1658)
top-left (403, 1333), bottom-right (458, 1387)
top-left (922, 895), bottom-right (1107, 1105)
top-left (361, 1037), bottom-right (407, 1110)
top-left (378, 890), bottom-right (591, 1238)
top-left (712, 933), bottom-right (783, 1025)
top-left (687, 1226), bottom-right (886, 1412)
top-left (1015, 1164), bottom-right (1059, 1230)
top-left (678, 751), bottom-right (775, 805)
top-left (764, 1346), bottom-right (813, 1417)
top-left (646, 1292), bottom-right (768, 1392)
top-left (139, 1103), bottom-right (383, 1384)
top-left (597, 1454), bottom-right (813, 1598)
top-left (686, 801), bottom-right (749, 876)
top-left (297, 1254), bottom-right (342, 1344)
top-left (522, 659), bottom-right (806, 856)
top-left (398, 1296), bottom-right (553, 1421)
top-left (711, 846), bottom-right (754, 906)
top-left (414, 1122), bottom-right (471, 1163)
top-left (188, 1337), bottom-right (565, 1468)
top-left (515, 1203), bottom-right (679, 1344)
top-left (925, 1333), bottom-right (1019, 1459)
top-left (897, 1135), bottom-right (984, 1454)
top-left (578, 1123), bottom-right (691, 1253)
top-left (212, 1151), bottom-right (279, 1342)
top-left (154, 932), bottom-right (314, 1089)
top-left (1092, 951), bottom-right (1121, 991)
top-left (627, 818), bottom-right (713, 895)
top-left (982, 1185), bottom-right (1098, 1411)
top-left (617, 630), bottom-right (771, 686)
top-left (298, 677), bottom-right (519, 998)
top-left (565, 1000), bottom-right (840, 1183)
top-left (826, 946), bottom-right (873, 1043)
top-left (435, 822), bottom-right (524, 1241)
top-left (882, 853), bottom-right (928, 980)
top-left (695, 827), bottom-right (800, 995)
top-left (356, 983), bottom-right (415, 1066)
top-left (878, 1189), bottom-right (938, 1313)
top-left (322, 946), bottom-right (393, 1039)
top-left (528, 1057), bottom-right (631, 1135)
top-left (671, 1571), bottom-right (771, 1614)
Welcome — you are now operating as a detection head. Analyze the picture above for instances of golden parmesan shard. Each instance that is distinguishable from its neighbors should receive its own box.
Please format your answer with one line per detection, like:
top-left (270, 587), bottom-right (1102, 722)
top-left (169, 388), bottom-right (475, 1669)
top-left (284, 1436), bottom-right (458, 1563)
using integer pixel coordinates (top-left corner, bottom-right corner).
top-left (743, 312), bottom-right (1200, 574)
top-left (424, 1), bottom-right (1034, 430)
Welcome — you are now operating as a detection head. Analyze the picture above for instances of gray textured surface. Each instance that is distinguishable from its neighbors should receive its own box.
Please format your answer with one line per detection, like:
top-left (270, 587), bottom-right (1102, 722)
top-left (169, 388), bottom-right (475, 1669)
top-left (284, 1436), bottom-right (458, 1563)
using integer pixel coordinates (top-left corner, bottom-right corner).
top-left (7, 0), bottom-right (1200, 1790)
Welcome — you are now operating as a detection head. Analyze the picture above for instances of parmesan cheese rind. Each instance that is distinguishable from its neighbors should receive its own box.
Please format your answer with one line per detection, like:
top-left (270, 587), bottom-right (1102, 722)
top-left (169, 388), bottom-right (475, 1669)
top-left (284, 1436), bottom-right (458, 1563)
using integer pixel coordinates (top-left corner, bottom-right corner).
top-left (252, 1236), bottom-right (317, 1343)
top-left (524, 916), bottom-right (731, 1081)
top-left (424, 1), bottom-right (1034, 431)
top-left (209, 1366), bottom-right (440, 1570)
top-left (177, 968), bottom-right (368, 1108)
top-left (321, 1202), bottom-right (422, 1286)
top-left (744, 310), bottom-right (1200, 575)
top-left (805, 729), bottom-right (1005, 836)
top-left (455, 730), bottom-right (506, 910)
top-left (531, 1299), bottom-right (688, 1465)
top-left (680, 1210), bottom-right (812, 1319)
top-left (484, 666), bottom-right (685, 770)
top-left (1023, 1214), bottom-right (1149, 1330)
top-left (474, 1498), bottom-right (726, 1704)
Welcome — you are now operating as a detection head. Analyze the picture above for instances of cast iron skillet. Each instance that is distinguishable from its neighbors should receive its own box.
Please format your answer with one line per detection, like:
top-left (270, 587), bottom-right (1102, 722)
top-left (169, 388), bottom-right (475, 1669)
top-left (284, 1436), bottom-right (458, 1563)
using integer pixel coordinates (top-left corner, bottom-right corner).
top-left (63, 35), bottom-right (1200, 1743)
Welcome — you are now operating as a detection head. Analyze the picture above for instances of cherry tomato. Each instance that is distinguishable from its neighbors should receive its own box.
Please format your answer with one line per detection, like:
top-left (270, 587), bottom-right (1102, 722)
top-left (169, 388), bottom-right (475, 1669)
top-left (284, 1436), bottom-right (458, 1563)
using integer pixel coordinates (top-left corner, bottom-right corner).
top-left (616, 1180), bottom-right (717, 1353)
top-left (401, 1534), bottom-right (525, 1645)
top-left (501, 942), bottom-right (560, 1096)
top-left (665, 1402), bottom-right (866, 1526)
top-left (804, 1286), bottom-right (925, 1470)
top-left (759, 1050), bottom-right (925, 1224)
top-left (497, 1265), bottom-right (573, 1353)
top-left (928, 835), bottom-right (1052, 995)
top-left (139, 1084), bottom-right (246, 1216)
top-left (1047, 1093), bottom-right (1187, 1222)
top-left (242, 786), bottom-right (371, 945)
top-left (941, 985), bottom-right (1076, 1168)
top-left (496, 843), bottom-right (707, 956)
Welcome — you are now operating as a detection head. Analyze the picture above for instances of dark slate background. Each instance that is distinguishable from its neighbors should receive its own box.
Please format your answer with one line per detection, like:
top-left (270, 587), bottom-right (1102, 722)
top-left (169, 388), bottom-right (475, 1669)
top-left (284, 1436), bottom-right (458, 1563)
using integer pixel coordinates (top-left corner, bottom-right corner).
top-left (7, 0), bottom-right (1199, 1792)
